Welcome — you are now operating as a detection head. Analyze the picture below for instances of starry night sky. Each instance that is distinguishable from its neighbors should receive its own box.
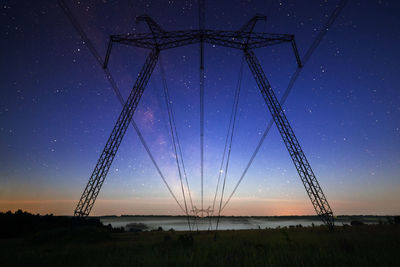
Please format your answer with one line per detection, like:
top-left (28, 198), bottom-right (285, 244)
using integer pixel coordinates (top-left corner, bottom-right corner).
top-left (1, 0), bottom-right (399, 216)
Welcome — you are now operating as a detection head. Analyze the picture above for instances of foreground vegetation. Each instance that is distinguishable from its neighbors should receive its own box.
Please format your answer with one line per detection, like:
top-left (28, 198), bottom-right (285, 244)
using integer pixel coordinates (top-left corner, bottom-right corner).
top-left (1, 211), bottom-right (399, 266)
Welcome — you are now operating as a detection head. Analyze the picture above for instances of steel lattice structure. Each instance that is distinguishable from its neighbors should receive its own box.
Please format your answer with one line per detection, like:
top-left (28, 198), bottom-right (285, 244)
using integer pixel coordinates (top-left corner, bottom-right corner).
top-left (74, 48), bottom-right (159, 217)
top-left (74, 14), bottom-right (334, 229)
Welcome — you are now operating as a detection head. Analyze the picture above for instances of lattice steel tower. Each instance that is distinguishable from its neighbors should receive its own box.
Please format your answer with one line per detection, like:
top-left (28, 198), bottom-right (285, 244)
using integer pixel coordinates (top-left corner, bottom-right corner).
top-left (73, 14), bottom-right (334, 229)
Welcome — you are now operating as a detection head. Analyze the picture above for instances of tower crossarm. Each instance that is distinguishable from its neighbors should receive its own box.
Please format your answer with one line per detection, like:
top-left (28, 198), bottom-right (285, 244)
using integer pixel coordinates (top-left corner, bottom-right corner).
top-left (74, 48), bottom-right (159, 217)
top-left (244, 49), bottom-right (334, 229)
top-left (110, 30), bottom-right (294, 51)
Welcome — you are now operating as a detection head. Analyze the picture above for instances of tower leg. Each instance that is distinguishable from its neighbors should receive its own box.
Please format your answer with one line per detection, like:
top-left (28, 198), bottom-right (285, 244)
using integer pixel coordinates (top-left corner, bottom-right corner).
top-left (74, 49), bottom-right (159, 217)
top-left (244, 49), bottom-right (334, 229)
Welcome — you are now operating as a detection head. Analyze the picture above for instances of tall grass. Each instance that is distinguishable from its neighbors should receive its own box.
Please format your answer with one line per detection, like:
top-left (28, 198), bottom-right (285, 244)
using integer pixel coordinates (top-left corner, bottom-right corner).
top-left (1, 224), bottom-right (399, 266)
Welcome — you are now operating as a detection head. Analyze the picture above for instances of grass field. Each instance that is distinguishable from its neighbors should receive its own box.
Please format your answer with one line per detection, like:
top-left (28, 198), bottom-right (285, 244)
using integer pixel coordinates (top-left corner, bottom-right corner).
top-left (1, 224), bottom-right (399, 266)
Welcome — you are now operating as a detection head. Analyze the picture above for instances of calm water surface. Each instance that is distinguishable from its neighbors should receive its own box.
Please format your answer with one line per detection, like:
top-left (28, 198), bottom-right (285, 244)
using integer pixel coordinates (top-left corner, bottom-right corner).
top-left (100, 217), bottom-right (345, 231)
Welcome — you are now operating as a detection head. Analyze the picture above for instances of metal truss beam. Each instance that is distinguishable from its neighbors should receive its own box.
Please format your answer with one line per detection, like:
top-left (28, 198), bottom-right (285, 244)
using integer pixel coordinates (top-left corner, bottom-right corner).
top-left (74, 49), bottom-right (159, 217)
top-left (110, 30), bottom-right (294, 51)
top-left (244, 49), bottom-right (334, 229)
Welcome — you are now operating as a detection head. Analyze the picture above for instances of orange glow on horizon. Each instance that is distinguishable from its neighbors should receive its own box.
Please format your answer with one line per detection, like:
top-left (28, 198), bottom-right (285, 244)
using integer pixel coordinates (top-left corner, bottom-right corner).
top-left (1, 195), bottom-right (398, 216)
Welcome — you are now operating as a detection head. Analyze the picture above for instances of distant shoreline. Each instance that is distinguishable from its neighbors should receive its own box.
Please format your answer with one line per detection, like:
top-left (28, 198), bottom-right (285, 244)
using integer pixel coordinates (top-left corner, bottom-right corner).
top-left (97, 214), bottom-right (395, 221)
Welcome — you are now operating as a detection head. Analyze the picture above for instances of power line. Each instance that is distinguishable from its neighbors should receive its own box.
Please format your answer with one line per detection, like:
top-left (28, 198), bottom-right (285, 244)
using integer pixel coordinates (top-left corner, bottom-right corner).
top-left (199, 0), bottom-right (206, 217)
top-left (215, 55), bottom-right (245, 232)
top-left (221, 0), bottom-right (349, 211)
top-left (209, 55), bottom-right (245, 231)
top-left (159, 55), bottom-right (192, 231)
top-left (57, 0), bottom-right (185, 213)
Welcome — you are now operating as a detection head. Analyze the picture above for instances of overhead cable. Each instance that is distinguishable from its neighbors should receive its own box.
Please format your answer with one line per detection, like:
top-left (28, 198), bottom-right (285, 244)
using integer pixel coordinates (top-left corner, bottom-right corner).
top-left (222, 0), bottom-right (349, 211)
top-left (58, 0), bottom-right (185, 213)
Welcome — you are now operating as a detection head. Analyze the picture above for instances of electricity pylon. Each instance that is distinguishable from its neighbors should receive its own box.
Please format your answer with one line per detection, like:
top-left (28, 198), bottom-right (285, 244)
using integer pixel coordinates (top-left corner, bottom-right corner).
top-left (74, 14), bottom-right (334, 230)
top-left (192, 206), bottom-right (213, 218)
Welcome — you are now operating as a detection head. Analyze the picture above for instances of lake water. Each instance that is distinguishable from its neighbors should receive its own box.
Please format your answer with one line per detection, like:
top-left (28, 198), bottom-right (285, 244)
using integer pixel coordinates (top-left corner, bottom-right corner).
top-left (100, 216), bottom-right (352, 231)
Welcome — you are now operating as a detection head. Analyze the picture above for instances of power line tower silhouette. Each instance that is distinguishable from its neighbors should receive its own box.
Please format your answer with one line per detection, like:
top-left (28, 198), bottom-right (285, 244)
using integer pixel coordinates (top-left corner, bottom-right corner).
top-left (73, 14), bottom-right (334, 230)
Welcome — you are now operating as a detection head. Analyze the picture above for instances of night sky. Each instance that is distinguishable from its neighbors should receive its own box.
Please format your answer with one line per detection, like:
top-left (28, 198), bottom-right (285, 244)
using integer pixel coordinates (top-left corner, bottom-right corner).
top-left (1, 0), bottom-right (399, 216)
